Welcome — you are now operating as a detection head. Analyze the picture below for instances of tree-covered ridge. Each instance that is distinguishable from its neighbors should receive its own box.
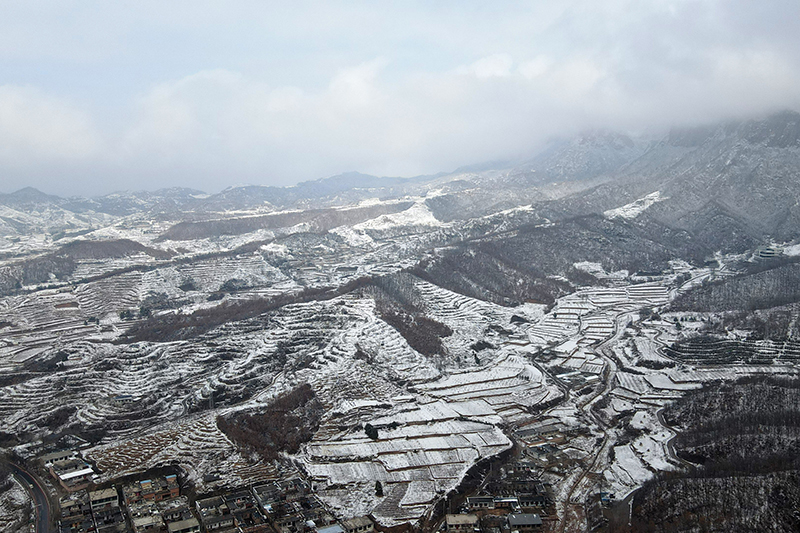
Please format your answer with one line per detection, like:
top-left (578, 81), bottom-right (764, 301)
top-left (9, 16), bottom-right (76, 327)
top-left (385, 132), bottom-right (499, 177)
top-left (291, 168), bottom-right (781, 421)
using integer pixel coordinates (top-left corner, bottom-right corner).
top-left (629, 377), bottom-right (800, 532)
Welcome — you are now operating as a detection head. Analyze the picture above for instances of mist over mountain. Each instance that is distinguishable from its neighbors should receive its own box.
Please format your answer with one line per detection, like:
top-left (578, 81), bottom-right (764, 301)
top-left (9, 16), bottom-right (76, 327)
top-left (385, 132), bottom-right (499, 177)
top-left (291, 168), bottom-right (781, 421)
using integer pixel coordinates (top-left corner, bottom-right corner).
top-left (6, 110), bottom-right (797, 225)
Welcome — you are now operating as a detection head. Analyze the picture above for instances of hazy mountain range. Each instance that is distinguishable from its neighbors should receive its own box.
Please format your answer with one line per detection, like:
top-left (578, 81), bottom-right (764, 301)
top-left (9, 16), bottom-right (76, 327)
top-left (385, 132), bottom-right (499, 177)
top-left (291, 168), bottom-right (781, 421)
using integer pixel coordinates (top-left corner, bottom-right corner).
top-left (2, 110), bottom-right (799, 252)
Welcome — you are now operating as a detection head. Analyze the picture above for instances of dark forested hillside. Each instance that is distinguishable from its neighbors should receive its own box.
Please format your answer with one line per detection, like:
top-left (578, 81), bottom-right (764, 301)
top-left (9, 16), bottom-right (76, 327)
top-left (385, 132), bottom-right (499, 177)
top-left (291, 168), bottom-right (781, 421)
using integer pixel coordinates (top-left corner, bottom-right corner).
top-left (537, 111), bottom-right (800, 254)
top-left (627, 377), bottom-right (800, 532)
top-left (366, 274), bottom-right (454, 356)
top-left (415, 215), bottom-right (704, 306)
top-left (671, 257), bottom-right (800, 311)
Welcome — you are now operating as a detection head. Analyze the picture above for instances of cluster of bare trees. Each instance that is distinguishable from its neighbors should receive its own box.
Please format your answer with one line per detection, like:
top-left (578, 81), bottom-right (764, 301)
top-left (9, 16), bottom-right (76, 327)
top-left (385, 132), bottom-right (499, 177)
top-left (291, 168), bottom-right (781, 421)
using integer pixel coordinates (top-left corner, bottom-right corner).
top-left (217, 384), bottom-right (322, 461)
top-left (366, 273), bottom-right (453, 356)
top-left (121, 276), bottom-right (373, 342)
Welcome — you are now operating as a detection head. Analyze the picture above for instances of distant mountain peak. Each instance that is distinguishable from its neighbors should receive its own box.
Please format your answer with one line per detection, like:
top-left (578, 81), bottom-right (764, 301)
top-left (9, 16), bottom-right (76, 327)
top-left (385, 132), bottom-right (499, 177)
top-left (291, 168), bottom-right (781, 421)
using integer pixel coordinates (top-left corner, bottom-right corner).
top-left (665, 109), bottom-right (800, 149)
top-left (8, 186), bottom-right (57, 200)
top-left (310, 171), bottom-right (379, 187)
top-left (572, 129), bottom-right (635, 148)
top-left (0, 186), bottom-right (63, 208)
top-left (504, 128), bottom-right (646, 186)
top-left (741, 109), bottom-right (800, 148)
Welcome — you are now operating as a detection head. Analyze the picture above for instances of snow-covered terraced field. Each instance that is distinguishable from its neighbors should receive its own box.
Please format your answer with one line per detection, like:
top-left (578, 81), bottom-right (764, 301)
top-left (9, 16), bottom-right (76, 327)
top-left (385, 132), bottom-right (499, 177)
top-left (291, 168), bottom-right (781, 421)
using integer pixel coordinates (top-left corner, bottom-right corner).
top-left (0, 277), bottom-right (530, 525)
top-left (69, 254), bottom-right (164, 280)
top-left (412, 354), bottom-right (556, 420)
top-left (156, 253), bottom-right (290, 293)
top-left (88, 415), bottom-right (279, 490)
top-left (601, 325), bottom-right (800, 500)
top-left (0, 290), bottom-right (95, 366)
top-left (6, 203), bottom-right (800, 533)
top-left (75, 271), bottom-right (144, 317)
top-left (304, 403), bottom-right (511, 526)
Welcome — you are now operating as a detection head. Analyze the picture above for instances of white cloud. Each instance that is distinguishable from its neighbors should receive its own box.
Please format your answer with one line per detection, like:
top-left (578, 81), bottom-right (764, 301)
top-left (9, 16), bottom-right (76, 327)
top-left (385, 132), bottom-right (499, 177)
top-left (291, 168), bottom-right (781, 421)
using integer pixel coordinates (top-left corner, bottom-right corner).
top-left (328, 58), bottom-right (388, 108)
top-left (2, 0), bottom-right (800, 194)
top-left (518, 56), bottom-right (552, 79)
top-left (0, 85), bottom-right (98, 163)
top-left (123, 69), bottom-right (249, 158)
top-left (457, 54), bottom-right (514, 78)
top-left (546, 57), bottom-right (607, 101)
top-left (116, 63), bottom-right (399, 187)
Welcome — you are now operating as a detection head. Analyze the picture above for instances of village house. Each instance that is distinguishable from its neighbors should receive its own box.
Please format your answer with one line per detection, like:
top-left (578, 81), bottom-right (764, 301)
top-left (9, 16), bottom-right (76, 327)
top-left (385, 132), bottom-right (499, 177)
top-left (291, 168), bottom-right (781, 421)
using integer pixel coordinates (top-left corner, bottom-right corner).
top-left (466, 496), bottom-right (495, 511)
top-left (166, 517), bottom-right (200, 533)
top-left (223, 490), bottom-right (269, 533)
top-left (90, 488), bottom-right (119, 512)
top-left (90, 487), bottom-right (126, 533)
top-left (277, 478), bottom-right (310, 498)
top-left (517, 493), bottom-right (547, 509)
top-left (341, 516), bottom-right (373, 533)
top-left (252, 480), bottom-right (335, 533)
top-left (299, 497), bottom-right (337, 530)
top-left (492, 496), bottom-right (519, 510)
top-left (111, 394), bottom-right (138, 406)
top-left (446, 514), bottom-right (478, 533)
top-left (317, 525), bottom-right (344, 533)
top-left (506, 513), bottom-right (543, 531)
top-left (129, 502), bottom-right (166, 533)
top-left (269, 504), bottom-right (304, 533)
top-left (252, 482), bottom-right (282, 513)
top-left (49, 457), bottom-right (95, 492)
top-left (196, 496), bottom-right (236, 531)
top-left (478, 515), bottom-right (505, 533)
top-left (515, 423), bottom-right (568, 447)
top-left (158, 496), bottom-right (194, 524)
top-left (41, 449), bottom-right (78, 465)
top-left (58, 492), bottom-right (94, 533)
top-left (123, 475), bottom-right (180, 505)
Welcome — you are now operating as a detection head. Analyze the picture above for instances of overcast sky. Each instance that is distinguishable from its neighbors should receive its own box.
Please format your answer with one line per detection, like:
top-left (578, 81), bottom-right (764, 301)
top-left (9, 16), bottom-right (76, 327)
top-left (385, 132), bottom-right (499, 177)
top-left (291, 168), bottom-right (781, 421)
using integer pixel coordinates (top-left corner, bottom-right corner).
top-left (1, 1), bottom-right (799, 196)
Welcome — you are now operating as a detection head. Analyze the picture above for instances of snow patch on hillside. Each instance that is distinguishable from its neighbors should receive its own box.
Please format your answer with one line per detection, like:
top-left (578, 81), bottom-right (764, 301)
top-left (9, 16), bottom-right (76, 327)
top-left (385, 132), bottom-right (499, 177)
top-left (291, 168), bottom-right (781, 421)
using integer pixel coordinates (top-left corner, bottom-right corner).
top-left (573, 261), bottom-right (630, 280)
top-left (783, 243), bottom-right (800, 256)
top-left (354, 202), bottom-right (444, 231)
top-left (604, 191), bottom-right (665, 220)
top-left (605, 444), bottom-right (653, 497)
top-left (260, 242), bottom-right (291, 257)
top-left (329, 226), bottom-right (375, 247)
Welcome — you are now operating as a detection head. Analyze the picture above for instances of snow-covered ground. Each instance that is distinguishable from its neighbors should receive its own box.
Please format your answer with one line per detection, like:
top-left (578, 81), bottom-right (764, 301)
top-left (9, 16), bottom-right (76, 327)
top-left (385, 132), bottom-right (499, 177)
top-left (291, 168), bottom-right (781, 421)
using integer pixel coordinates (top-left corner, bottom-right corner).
top-left (603, 191), bottom-right (666, 220)
top-left (3, 195), bottom-right (800, 529)
top-left (0, 475), bottom-right (30, 533)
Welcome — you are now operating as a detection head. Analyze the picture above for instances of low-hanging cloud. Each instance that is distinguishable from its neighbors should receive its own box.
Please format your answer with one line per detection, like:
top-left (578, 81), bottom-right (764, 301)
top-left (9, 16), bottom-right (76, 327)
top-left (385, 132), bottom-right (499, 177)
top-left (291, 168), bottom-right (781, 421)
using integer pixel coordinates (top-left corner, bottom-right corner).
top-left (0, 85), bottom-right (98, 164)
top-left (1, 0), bottom-right (800, 195)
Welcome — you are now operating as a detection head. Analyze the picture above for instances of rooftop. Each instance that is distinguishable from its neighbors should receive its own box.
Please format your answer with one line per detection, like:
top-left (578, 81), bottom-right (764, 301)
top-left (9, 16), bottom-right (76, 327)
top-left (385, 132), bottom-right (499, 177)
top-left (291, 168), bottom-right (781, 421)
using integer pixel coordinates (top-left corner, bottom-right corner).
top-left (446, 514), bottom-right (478, 525)
top-left (90, 488), bottom-right (118, 501)
top-left (507, 513), bottom-right (543, 527)
top-left (167, 517), bottom-right (200, 533)
top-left (58, 467), bottom-right (95, 481)
top-left (41, 449), bottom-right (76, 462)
top-left (342, 516), bottom-right (372, 528)
top-left (317, 525), bottom-right (345, 533)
